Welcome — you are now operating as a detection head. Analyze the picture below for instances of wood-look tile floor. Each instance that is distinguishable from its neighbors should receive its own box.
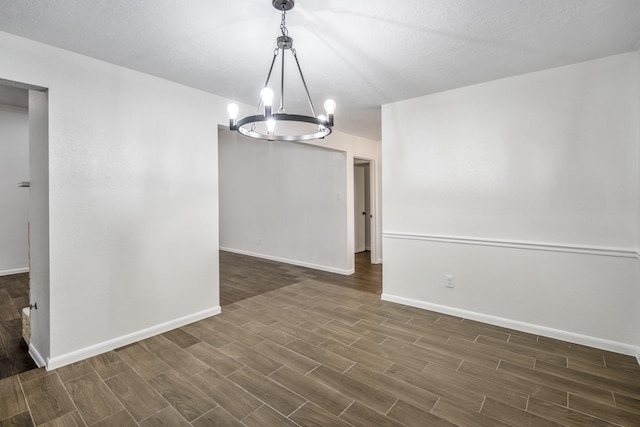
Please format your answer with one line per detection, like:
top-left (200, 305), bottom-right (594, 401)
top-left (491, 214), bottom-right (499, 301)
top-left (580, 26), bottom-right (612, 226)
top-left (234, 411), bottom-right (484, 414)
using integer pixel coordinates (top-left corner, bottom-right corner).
top-left (2, 253), bottom-right (640, 426)
top-left (0, 273), bottom-right (37, 380)
top-left (220, 250), bottom-right (381, 305)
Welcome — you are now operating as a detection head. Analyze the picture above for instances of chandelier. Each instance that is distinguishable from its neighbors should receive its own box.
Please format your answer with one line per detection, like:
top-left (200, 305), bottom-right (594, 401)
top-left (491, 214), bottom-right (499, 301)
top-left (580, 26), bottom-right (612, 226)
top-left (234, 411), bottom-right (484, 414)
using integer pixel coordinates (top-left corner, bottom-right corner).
top-left (227, 0), bottom-right (335, 141)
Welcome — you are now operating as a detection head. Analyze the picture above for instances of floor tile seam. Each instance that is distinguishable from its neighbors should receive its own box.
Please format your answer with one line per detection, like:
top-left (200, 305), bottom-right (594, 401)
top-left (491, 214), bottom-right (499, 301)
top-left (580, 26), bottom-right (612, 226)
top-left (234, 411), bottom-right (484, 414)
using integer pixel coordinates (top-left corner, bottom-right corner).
top-left (204, 326), bottom-right (264, 350)
top-left (189, 405), bottom-right (227, 426)
top-left (529, 347), bottom-right (607, 366)
top-left (266, 366), bottom-right (358, 419)
top-left (104, 362), bottom-right (173, 423)
top-left (376, 319), bottom-right (429, 341)
top-left (235, 378), bottom-right (310, 420)
top-left (423, 363), bottom-right (522, 406)
top-left (341, 361), bottom-right (357, 374)
top-left (146, 371), bottom-right (217, 424)
top-left (261, 370), bottom-right (317, 405)
top-left (62, 367), bottom-right (126, 424)
top-left (286, 402), bottom-right (338, 427)
top-left (304, 365), bottom-right (357, 403)
top-left (566, 363), bottom-right (640, 384)
top-left (226, 366), bottom-right (309, 414)
top-left (527, 395), bottom-right (625, 426)
top-left (154, 356), bottom-right (209, 381)
top-left (335, 399), bottom-right (357, 421)
top-left (457, 362), bottom-right (545, 398)
top-left (480, 343), bottom-right (569, 367)
top-left (136, 405), bottom-right (179, 425)
top-left (382, 398), bottom-right (400, 417)
top-left (241, 392), bottom-right (309, 424)
top-left (309, 366), bottom-right (399, 413)
top-left (14, 374), bottom-right (36, 426)
top-left (529, 380), bottom-right (617, 409)
top-left (498, 361), bottom-right (614, 402)
top-left (532, 362), bottom-right (640, 399)
top-left (235, 404), bottom-right (277, 427)
top-left (322, 339), bottom-right (393, 371)
top-left (49, 371), bottom-right (86, 426)
top-left (428, 396), bottom-right (443, 416)
top-left (284, 339), bottom-right (355, 373)
top-left (567, 390), bottom-right (640, 420)
top-left (478, 395), bottom-right (487, 413)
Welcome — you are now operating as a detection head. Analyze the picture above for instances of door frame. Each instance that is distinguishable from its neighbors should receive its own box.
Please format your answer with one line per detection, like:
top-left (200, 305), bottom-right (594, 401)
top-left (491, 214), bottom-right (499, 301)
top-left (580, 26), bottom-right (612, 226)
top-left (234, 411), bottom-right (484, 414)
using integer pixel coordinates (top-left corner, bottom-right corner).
top-left (353, 156), bottom-right (379, 264)
top-left (354, 163), bottom-right (367, 253)
top-left (0, 78), bottom-right (49, 368)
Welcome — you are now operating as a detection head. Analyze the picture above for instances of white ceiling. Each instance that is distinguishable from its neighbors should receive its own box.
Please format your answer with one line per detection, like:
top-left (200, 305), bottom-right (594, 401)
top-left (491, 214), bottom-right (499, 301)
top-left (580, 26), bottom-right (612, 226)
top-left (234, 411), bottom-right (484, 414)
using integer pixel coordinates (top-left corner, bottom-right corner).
top-left (0, 0), bottom-right (638, 140)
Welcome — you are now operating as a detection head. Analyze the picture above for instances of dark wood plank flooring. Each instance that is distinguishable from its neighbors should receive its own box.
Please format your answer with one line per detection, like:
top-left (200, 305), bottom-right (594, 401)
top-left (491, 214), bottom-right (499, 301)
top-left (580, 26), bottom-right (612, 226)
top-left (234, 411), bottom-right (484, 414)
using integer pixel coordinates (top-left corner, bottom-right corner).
top-left (220, 250), bottom-right (381, 305)
top-left (0, 273), bottom-right (37, 380)
top-left (2, 252), bottom-right (640, 426)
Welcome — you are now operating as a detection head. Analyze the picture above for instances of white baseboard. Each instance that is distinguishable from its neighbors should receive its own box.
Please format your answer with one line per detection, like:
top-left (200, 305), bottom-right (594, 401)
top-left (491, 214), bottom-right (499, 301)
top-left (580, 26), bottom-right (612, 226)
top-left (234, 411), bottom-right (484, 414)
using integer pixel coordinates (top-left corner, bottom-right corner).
top-left (46, 306), bottom-right (221, 370)
top-left (381, 293), bottom-right (638, 358)
top-left (29, 343), bottom-right (46, 368)
top-left (220, 247), bottom-right (354, 275)
top-left (0, 267), bottom-right (29, 277)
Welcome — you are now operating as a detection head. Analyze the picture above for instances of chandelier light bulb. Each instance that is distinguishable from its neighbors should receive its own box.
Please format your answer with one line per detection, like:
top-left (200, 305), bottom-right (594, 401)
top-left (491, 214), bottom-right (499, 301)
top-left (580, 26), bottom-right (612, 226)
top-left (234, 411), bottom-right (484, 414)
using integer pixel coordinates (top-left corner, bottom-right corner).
top-left (324, 99), bottom-right (336, 114)
top-left (260, 88), bottom-right (275, 106)
top-left (318, 114), bottom-right (327, 123)
top-left (227, 103), bottom-right (239, 120)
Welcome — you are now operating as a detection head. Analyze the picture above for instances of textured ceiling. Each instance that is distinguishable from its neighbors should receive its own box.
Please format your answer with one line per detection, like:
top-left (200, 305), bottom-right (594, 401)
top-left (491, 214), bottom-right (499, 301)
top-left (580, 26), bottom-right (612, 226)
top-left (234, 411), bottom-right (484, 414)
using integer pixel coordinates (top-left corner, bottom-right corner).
top-left (0, 0), bottom-right (639, 140)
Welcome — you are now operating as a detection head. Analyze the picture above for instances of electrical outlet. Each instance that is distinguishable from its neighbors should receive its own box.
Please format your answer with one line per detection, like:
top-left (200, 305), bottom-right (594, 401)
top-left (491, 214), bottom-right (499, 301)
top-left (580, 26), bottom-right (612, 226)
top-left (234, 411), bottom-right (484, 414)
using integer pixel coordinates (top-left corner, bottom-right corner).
top-left (445, 275), bottom-right (454, 288)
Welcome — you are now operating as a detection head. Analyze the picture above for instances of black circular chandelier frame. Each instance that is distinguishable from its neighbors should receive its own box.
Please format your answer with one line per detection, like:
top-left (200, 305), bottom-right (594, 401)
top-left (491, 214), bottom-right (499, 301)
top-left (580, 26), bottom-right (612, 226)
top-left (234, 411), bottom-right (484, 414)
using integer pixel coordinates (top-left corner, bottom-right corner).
top-left (227, 0), bottom-right (335, 142)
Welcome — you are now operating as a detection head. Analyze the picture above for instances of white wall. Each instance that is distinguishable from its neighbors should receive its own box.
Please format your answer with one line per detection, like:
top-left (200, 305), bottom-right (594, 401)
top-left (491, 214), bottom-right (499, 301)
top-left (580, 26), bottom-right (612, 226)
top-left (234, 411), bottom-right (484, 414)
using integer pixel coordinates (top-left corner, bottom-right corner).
top-left (0, 107), bottom-right (29, 275)
top-left (28, 90), bottom-right (49, 366)
top-left (219, 128), bottom-right (350, 273)
top-left (382, 52), bottom-right (640, 355)
top-left (219, 122), bottom-right (382, 275)
top-left (0, 31), bottom-right (230, 368)
top-left (311, 131), bottom-right (383, 266)
top-left (637, 50), bottom-right (640, 362)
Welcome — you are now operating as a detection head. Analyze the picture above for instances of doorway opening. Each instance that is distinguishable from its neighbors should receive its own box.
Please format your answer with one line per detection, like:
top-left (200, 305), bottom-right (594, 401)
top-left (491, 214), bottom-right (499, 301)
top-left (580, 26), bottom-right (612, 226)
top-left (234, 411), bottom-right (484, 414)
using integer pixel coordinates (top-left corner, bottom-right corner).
top-left (0, 83), bottom-right (32, 378)
top-left (0, 78), bottom-right (49, 376)
top-left (353, 157), bottom-right (376, 267)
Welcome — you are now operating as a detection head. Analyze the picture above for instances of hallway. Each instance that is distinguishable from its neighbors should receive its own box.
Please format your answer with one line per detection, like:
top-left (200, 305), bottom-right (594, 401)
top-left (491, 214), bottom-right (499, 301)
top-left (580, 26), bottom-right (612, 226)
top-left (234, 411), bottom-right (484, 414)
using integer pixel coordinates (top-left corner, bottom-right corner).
top-left (0, 273), bottom-right (36, 379)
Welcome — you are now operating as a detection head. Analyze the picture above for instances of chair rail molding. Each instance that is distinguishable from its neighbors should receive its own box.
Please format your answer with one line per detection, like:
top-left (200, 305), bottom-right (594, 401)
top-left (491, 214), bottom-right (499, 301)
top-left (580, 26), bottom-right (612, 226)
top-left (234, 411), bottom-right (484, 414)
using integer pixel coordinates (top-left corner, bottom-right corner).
top-left (383, 232), bottom-right (637, 259)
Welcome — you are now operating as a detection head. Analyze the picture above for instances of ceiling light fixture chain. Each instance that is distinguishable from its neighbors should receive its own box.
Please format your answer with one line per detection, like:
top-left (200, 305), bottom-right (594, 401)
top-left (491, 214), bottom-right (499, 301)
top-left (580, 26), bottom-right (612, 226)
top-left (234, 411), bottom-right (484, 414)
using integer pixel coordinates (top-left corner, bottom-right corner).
top-left (227, 0), bottom-right (335, 142)
top-left (280, 8), bottom-right (288, 36)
